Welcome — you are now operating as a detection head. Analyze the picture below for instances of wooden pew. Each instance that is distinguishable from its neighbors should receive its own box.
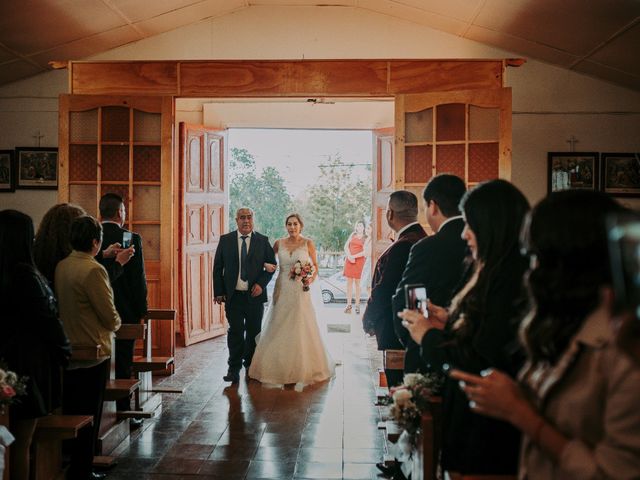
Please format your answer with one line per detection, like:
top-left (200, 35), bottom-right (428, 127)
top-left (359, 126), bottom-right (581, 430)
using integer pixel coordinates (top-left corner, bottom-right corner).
top-left (31, 415), bottom-right (93, 480)
top-left (106, 324), bottom-right (144, 418)
top-left (132, 309), bottom-right (176, 377)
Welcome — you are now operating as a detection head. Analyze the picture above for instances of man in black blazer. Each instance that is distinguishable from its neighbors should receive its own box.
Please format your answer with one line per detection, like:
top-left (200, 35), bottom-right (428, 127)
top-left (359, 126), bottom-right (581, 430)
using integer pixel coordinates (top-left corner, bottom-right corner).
top-left (213, 208), bottom-right (276, 384)
top-left (362, 190), bottom-right (426, 387)
top-left (392, 174), bottom-right (468, 374)
top-left (97, 193), bottom-right (147, 411)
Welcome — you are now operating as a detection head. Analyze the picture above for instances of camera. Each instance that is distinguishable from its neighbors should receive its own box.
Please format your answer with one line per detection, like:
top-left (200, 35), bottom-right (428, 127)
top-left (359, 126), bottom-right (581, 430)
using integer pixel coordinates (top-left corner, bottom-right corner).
top-left (122, 231), bottom-right (132, 249)
top-left (404, 284), bottom-right (428, 317)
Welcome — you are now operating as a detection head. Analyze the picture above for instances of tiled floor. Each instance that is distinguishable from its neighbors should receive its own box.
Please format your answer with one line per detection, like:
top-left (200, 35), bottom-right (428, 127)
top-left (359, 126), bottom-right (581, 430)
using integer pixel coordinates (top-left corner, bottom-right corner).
top-left (106, 307), bottom-right (387, 479)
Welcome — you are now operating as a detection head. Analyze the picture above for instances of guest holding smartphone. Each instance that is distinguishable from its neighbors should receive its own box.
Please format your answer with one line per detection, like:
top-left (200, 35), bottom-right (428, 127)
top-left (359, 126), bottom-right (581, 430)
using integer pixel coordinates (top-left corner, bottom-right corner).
top-left (450, 190), bottom-right (640, 479)
top-left (400, 179), bottom-right (530, 475)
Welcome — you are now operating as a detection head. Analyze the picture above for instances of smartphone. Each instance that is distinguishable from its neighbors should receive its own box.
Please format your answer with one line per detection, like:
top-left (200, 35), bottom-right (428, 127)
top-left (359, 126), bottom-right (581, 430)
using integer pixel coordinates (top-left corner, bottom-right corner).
top-left (404, 284), bottom-right (428, 317)
top-left (608, 212), bottom-right (640, 319)
top-left (122, 231), bottom-right (132, 249)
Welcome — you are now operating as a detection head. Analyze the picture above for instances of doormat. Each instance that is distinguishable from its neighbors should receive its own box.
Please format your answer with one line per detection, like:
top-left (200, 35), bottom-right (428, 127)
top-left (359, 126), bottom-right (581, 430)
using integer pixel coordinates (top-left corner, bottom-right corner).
top-left (327, 323), bottom-right (351, 333)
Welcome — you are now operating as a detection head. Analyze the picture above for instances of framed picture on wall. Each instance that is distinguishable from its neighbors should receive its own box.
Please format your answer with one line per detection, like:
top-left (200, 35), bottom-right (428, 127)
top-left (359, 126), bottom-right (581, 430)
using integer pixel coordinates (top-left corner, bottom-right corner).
top-left (547, 152), bottom-right (599, 194)
top-left (15, 147), bottom-right (58, 189)
top-left (0, 150), bottom-right (14, 192)
top-left (601, 153), bottom-right (640, 197)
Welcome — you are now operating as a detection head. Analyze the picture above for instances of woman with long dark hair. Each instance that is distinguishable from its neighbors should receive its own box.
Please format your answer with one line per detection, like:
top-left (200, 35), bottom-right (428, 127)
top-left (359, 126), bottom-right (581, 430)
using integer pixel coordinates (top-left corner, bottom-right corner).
top-left (451, 190), bottom-right (640, 479)
top-left (0, 210), bottom-right (71, 480)
top-left (401, 179), bottom-right (530, 474)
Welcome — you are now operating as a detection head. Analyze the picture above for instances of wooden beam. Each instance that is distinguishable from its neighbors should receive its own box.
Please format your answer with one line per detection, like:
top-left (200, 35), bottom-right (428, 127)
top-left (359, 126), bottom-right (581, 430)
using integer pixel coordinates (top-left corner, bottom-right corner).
top-left (69, 59), bottom-right (505, 97)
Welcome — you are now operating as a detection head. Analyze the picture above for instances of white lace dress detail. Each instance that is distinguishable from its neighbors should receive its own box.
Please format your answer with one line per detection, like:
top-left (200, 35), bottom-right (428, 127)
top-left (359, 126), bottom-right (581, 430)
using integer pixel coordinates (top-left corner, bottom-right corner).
top-left (248, 241), bottom-right (335, 390)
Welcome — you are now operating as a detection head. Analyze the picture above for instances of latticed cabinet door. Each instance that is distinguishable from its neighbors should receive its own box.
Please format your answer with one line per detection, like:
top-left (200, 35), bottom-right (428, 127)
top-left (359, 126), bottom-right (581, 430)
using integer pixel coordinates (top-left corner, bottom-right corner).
top-left (58, 95), bottom-right (174, 361)
top-left (395, 88), bottom-right (512, 220)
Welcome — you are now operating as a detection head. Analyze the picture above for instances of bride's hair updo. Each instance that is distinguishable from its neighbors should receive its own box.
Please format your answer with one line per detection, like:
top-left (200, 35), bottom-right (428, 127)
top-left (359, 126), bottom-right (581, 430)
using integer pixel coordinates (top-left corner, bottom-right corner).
top-left (285, 213), bottom-right (304, 231)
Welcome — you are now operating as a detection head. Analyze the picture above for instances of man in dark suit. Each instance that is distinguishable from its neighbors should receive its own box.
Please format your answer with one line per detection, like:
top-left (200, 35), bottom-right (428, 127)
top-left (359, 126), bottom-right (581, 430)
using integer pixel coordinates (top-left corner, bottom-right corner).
top-left (362, 190), bottom-right (426, 387)
top-left (213, 207), bottom-right (276, 384)
top-left (97, 193), bottom-right (147, 412)
top-left (392, 174), bottom-right (468, 374)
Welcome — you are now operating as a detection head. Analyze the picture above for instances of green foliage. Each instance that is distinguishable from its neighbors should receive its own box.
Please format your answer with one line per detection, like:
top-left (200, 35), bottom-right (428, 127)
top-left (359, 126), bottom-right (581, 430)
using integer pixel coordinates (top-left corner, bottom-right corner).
top-left (229, 147), bottom-right (293, 242)
top-left (303, 154), bottom-right (371, 251)
top-left (229, 148), bottom-right (371, 251)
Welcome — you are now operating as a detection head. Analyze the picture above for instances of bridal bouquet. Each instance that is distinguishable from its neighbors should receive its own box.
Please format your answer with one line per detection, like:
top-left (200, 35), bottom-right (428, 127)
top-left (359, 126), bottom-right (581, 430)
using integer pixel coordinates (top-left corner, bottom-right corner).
top-left (289, 260), bottom-right (315, 291)
top-left (387, 372), bottom-right (445, 436)
top-left (0, 362), bottom-right (27, 409)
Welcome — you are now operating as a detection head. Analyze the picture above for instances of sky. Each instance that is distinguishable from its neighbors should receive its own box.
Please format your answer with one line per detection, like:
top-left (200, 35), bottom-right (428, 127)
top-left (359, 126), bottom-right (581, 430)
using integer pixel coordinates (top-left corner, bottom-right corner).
top-left (228, 128), bottom-right (373, 196)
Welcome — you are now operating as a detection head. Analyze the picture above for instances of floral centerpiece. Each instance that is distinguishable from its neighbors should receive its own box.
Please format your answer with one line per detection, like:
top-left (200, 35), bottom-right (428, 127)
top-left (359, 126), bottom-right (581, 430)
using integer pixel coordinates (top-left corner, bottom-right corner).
top-left (0, 363), bottom-right (27, 410)
top-left (289, 260), bottom-right (315, 291)
top-left (387, 372), bottom-right (445, 436)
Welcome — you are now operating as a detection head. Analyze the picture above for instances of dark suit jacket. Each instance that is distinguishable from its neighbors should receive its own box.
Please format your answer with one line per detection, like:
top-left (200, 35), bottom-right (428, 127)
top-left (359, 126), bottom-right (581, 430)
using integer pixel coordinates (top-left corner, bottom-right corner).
top-left (97, 222), bottom-right (148, 324)
top-left (213, 230), bottom-right (276, 304)
top-left (362, 223), bottom-right (426, 350)
top-left (391, 217), bottom-right (467, 373)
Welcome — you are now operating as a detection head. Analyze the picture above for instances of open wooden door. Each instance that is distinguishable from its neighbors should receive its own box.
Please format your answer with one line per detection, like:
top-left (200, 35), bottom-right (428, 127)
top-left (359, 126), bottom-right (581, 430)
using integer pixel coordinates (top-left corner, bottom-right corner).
top-left (371, 127), bottom-right (395, 266)
top-left (178, 123), bottom-right (228, 346)
top-left (395, 88), bottom-right (512, 229)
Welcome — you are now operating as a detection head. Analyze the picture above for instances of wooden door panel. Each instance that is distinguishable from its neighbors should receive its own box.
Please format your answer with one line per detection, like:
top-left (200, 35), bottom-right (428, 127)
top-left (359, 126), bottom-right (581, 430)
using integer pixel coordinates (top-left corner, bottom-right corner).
top-left (179, 123), bottom-right (228, 346)
top-left (396, 88), bottom-right (512, 190)
top-left (372, 127), bottom-right (395, 265)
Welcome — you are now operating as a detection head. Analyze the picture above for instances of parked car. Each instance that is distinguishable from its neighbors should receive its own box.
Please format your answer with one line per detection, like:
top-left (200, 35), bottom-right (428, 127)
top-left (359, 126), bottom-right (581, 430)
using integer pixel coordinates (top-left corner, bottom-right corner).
top-left (265, 270), bottom-right (369, 304)
top-left (319, 271), bottom-right (369, 304)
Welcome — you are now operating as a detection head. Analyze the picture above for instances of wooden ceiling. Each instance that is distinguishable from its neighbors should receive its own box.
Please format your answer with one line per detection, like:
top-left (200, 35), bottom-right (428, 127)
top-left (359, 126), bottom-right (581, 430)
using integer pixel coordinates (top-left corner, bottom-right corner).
top-left (0, 0), bottom-right (638, 90)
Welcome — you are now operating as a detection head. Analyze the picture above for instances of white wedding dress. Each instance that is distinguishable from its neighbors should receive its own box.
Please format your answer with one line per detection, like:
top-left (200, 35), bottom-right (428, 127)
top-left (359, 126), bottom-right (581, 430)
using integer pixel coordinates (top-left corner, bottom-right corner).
top-left (248, 240), bottom-right (335, 390)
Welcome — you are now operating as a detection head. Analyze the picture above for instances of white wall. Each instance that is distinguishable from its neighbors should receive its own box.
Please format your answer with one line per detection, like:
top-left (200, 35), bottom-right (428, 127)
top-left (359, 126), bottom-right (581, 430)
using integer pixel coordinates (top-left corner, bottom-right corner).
top-left (1, 5), bottom-right (639, 223)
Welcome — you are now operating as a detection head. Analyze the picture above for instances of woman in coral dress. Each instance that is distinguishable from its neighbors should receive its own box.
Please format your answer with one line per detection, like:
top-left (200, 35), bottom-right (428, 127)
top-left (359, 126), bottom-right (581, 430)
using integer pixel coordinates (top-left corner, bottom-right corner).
top-left (342, 220), bottom-right (367, 314)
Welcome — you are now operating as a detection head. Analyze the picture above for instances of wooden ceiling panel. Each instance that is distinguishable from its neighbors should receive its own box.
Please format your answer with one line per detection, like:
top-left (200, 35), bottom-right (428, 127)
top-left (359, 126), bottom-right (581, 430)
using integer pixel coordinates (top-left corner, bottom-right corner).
top-left (382, 0), bottom-right (484, 22)
top-left (0, 60), bottom-right (45, 85)
top-left (465, 24), bottom-right (579, 67)
top-left (587, 25), bottom-right (640, 77)
top-left (362, 0), bottom-right (469, 36)
top-left (475, 0), bottom-right (640, 56)
top-left (574, 60), bottom-right (640, 92)
top-left (0, 0), bottom-right (126, 54)
top-left (28, 25), bottom-right (142, 67)
top-left (134, 0), bottom-right (246, 36)
top-left (110, 0), bottom-right (206, 23)
top-left (249, 0), bottom-right (356, 5)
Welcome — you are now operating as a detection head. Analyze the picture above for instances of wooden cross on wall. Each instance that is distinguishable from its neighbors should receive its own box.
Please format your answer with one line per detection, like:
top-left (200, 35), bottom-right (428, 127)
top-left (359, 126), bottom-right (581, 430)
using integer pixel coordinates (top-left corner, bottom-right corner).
top-left (32, 130), bottom-right (45, 147)
top-left (566, 135), bottom-right (579, 152)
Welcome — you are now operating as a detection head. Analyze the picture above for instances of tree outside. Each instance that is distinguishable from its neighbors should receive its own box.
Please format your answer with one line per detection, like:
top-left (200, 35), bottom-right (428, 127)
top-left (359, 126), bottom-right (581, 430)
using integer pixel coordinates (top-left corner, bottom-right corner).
top-left (229, 148), bottom-right (371, 253)
top-left (229, 147), bottom-right (294, 242)
top-left (302, 153), bottom-right (371, 252)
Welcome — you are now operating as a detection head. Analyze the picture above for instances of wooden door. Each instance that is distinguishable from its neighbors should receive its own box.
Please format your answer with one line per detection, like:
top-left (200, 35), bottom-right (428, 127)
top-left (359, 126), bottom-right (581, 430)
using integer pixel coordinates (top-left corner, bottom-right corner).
top-left (395, 88), bottom-right (512, 230)
top-left (178, 123), bottom-right (228, 346)
top-left (58, 95), bottom-right (174, 359)
top-left (371, 127), bottom-right (395, 266)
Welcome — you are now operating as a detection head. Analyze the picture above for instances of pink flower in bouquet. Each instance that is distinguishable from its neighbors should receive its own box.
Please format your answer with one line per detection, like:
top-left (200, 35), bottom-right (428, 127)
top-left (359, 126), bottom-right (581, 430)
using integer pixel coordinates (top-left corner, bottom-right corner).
top-left (1, 385), bottom-right (15, 399)
top-left (289, 260), bottom-right (315, 291)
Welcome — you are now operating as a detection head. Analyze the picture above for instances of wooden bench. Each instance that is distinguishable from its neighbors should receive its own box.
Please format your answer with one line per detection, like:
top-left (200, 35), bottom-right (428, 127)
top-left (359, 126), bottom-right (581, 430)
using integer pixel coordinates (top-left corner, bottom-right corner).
top-left (31, 414), bottom-right (93, 480)
top-left (132, 309), bottom-right (176, 376)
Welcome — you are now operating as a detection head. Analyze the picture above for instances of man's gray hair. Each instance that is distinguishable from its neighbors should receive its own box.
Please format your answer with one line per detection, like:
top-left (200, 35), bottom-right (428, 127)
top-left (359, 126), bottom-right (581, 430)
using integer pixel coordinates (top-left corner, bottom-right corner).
top-left (389, 190), bottom-right (418, 220)
top-left (235, 207), bottom-right (254, 217)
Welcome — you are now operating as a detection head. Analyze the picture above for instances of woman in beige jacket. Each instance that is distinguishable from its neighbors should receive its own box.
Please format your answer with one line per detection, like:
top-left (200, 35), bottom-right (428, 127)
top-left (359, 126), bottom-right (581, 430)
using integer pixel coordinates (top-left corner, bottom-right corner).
top-left (55, 215), bottom-right (121, 480)
top-left (451, 190), bottom-right (640, 479)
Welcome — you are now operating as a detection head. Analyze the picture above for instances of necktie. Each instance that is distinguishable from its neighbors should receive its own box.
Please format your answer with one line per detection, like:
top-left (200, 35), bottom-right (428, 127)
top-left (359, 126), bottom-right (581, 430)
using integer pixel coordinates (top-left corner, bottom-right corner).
top-left (240, 235), bottom-right (248, 281)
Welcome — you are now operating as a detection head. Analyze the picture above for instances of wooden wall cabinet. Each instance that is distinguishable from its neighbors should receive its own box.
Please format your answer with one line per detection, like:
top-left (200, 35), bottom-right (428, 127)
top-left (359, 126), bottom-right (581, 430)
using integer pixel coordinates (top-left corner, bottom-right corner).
top-left (58, 95), bottom-right (175, 361)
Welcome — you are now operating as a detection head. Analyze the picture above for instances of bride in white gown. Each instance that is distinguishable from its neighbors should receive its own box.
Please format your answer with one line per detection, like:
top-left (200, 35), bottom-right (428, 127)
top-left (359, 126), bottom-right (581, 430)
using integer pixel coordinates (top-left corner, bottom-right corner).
top-left (248, 213), bottom-right (335, 390)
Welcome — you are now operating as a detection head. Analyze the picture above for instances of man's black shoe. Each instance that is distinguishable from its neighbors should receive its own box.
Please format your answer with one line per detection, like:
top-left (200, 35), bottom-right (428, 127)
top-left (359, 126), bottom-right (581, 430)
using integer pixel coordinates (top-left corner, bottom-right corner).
top-left (130, 418), bottom-right (144, 429)
top-left (375, 461), bottom-right (398, 478)
top-left (90, 471), bottom-right (107, 480)
top-left (223, 372), bottom-right (240, 383)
